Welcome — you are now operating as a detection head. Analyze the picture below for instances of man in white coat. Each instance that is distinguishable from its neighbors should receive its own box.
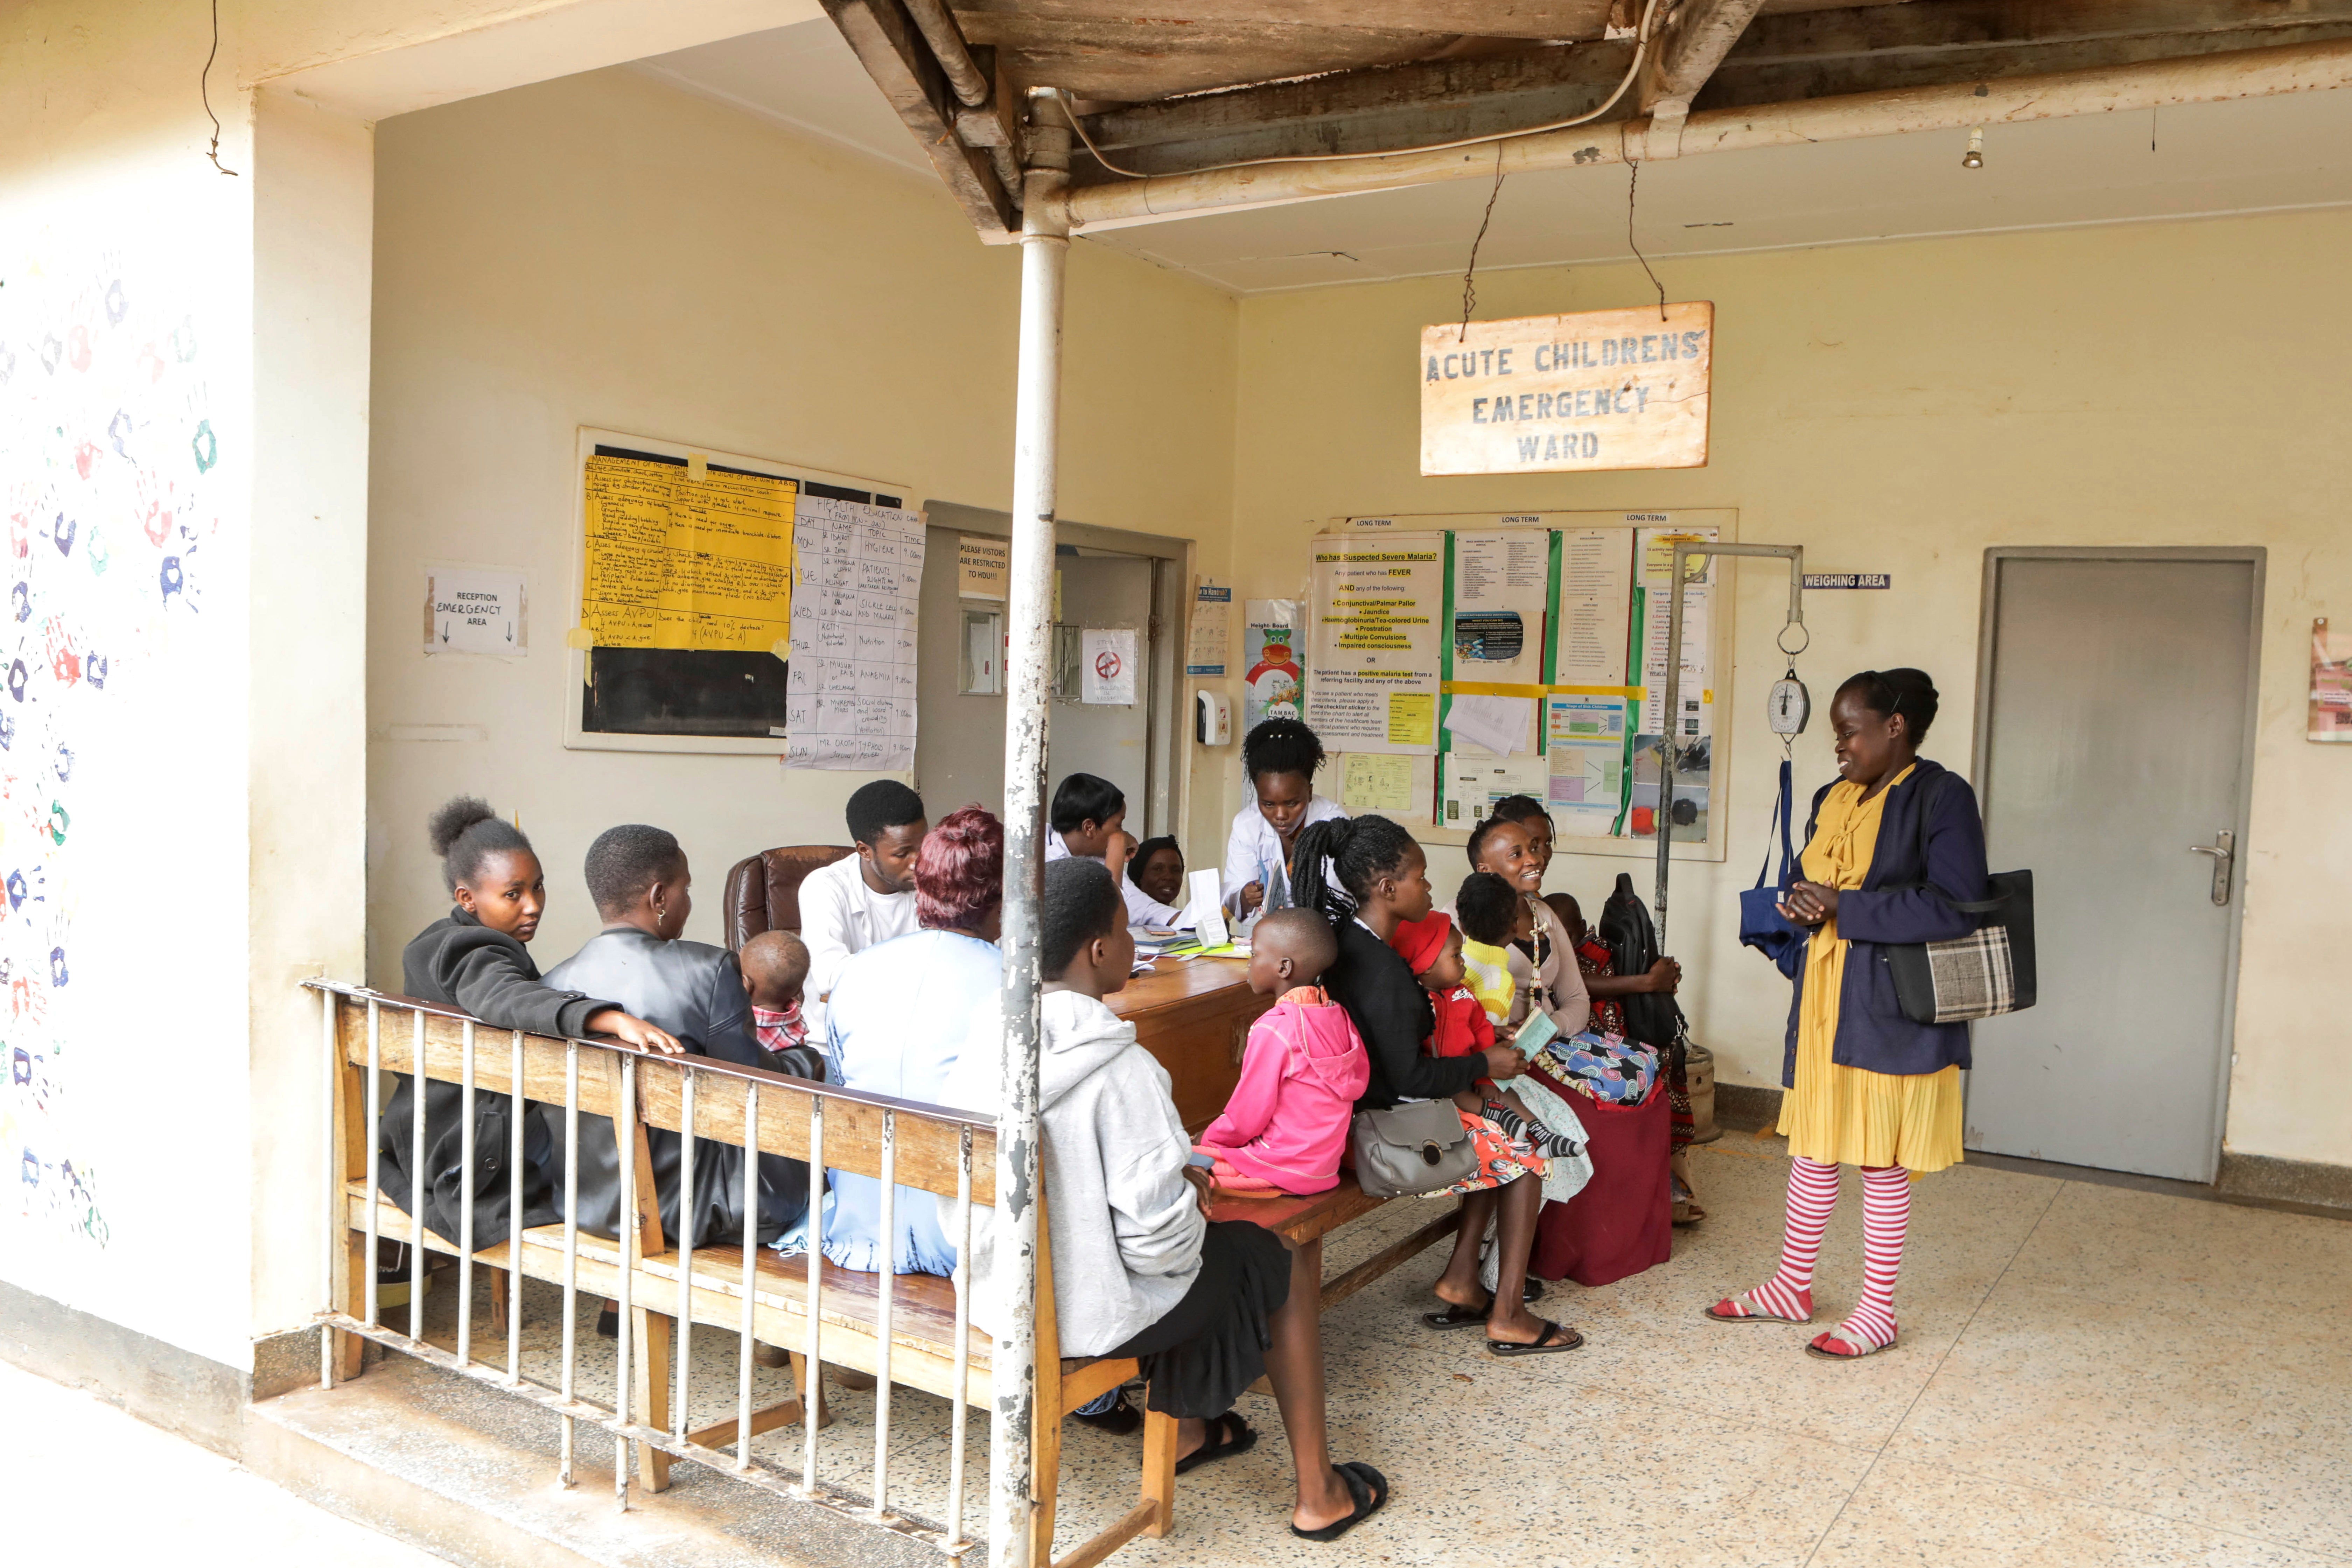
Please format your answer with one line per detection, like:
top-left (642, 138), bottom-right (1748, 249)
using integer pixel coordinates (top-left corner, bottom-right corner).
top-left (796, 779), bottom-right (926, 1038)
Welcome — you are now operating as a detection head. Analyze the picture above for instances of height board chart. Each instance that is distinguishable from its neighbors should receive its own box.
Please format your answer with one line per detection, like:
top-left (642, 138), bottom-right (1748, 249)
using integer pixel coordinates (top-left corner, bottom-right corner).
top-left (785, 496), bottom-right (925, 770)
top-left (579, 454), bottom-right (797, 651)
top-left (1329, 511), bottom-right (1735, 860)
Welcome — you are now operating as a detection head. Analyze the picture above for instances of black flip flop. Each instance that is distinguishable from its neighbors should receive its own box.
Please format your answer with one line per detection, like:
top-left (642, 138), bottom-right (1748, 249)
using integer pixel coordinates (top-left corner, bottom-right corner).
top-left (1487, 1319), bottom-right (1585, 1357)
top-left (1422, 1274), bottom-right (1546, 1328)
top-left (1420, 1298), bottom-right (1491, 1329)
top-left (1173, 1411), bottom-right (1257, 1475)
top-left (1290, 1462), bottom-right (1390, 1542)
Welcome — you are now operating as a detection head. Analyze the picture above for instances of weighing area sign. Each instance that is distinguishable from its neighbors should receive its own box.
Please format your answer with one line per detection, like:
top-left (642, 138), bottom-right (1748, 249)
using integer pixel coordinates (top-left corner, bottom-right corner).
top-left (1420, 302), bottom-right (1713, 476)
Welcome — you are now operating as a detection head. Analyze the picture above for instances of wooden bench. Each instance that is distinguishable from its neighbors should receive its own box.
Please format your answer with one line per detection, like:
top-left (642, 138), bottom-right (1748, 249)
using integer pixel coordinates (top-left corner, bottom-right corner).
top-left (321, 987), bottom-right (1176, 1567)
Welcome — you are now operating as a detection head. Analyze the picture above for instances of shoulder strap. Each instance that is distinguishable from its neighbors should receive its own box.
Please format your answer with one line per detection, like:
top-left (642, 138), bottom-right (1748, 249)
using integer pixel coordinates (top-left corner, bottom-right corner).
top-left (1910, 769), bottom-right (2008, 913)
top-left (1753, 758), bottom-right (1794, 891)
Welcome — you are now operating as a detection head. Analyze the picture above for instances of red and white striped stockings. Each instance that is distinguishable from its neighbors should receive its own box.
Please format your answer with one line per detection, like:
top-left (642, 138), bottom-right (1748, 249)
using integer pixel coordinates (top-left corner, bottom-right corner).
top-left (1743, 1156), bottom-right (1910, 1354)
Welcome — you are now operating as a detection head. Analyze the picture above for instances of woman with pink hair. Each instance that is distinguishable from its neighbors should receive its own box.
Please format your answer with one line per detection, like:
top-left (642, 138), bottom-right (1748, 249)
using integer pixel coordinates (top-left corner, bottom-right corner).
top-left (821, 806), bottom-right (1005, 1274)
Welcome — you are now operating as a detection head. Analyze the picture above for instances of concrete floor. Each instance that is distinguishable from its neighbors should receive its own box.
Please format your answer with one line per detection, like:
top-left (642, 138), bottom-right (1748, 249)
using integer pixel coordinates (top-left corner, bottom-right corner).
top-left (352, 1129), bottom-right (2352, 1567)
top-left (0, 1356), bottom-right (445, 1568)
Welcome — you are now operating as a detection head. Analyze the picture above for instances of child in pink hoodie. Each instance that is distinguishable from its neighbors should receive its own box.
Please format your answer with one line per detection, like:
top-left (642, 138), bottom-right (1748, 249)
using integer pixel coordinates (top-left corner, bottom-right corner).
top-left (1195, 909), bottom-right (1370, 1195)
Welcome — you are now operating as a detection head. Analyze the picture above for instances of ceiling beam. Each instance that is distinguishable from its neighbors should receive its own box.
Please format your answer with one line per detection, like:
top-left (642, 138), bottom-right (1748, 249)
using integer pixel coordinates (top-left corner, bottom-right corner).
top-left (1638, 0), bottom-right (1776, 152)
top-left (1061, 36), bottom-right (2352, 230)
top-left (1729, 0), bottom-right (2352, 63)
top-left (1703, 16), bottom-right (2352, 102)
top-left (1071, 44), bottom-right (1639, 177)
top-left (821, 0), bottom-right (1020, 241)
top-left (947, 0), bottom-right (1615, 42)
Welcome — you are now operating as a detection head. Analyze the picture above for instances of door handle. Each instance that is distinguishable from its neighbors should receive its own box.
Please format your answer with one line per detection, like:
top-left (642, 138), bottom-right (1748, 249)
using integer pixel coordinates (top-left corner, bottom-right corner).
top-left (2186, 830), bottom-right (2234, 906)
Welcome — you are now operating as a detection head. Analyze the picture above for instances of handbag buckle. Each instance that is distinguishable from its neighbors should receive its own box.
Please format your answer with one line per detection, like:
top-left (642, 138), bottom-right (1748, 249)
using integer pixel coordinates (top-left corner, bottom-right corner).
top-left (1419, 1141), bottom-right (1443, 1166)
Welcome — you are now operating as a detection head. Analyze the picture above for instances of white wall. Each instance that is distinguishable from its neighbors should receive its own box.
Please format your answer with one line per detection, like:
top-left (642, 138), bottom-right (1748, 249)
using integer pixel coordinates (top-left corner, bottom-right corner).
top-left (0, 8), bottom-right (261, 1368)
top-left (366, 67), bottom-right (1241, 975)
top-left (1226, 216), bottom-right (2352, 1170)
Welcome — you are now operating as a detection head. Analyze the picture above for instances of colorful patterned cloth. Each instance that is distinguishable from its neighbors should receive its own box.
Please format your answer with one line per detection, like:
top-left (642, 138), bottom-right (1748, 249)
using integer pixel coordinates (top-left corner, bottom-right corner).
top-left (1572, 934), bottom-right (1625, 1036)
top-left (1421, 1107), bottom-right (1548, 1198)
top-left (1534, 1030), bottom-right (1660, 1105)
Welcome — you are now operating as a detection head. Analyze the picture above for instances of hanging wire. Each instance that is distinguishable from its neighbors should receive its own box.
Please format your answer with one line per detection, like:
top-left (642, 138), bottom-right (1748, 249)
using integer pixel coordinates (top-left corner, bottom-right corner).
top-left (1458, 149), bottom-right (1507, 343)
top-left (1625, 158), bottom-right (1666, 319)
top-left (1058, 0), bottom-right (1663, 183)
top-left (202, 0), bottom-right (240, 176)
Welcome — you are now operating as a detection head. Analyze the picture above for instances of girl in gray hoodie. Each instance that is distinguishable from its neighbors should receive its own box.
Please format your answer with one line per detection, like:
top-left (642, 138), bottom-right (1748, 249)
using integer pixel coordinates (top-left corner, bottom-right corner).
top-left (947, 858), bottom-right (1388, 1542)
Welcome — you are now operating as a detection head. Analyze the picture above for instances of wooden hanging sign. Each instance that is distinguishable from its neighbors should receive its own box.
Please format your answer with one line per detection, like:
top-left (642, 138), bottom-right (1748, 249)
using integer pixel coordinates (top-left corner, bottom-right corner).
top-left (1420, 302), bottom-right (1713, 476)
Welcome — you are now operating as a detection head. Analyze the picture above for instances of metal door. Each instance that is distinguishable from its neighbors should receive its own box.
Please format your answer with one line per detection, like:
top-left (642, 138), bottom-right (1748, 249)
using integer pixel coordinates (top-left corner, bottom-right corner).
top-left (1965, 550), bottom-right (2262, 1182)
top-left (914, 509), bottom-right (1181, 833)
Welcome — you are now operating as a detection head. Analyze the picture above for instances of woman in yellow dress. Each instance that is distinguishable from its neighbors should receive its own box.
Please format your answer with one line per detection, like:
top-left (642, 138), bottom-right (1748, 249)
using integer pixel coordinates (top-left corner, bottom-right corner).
top-left (1706, 669), bottom-right (1990, 1358)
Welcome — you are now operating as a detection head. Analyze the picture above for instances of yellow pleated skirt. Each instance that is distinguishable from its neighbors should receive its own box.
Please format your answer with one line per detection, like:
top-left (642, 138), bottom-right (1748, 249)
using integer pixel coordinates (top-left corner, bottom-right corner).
top-left (1774, 769), bottom-right (1965, 1175)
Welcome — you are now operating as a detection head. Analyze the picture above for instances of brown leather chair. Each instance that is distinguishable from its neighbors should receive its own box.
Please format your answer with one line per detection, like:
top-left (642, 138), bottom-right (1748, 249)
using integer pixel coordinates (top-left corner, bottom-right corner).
top-left (722, 845), bottom-right (855, 952)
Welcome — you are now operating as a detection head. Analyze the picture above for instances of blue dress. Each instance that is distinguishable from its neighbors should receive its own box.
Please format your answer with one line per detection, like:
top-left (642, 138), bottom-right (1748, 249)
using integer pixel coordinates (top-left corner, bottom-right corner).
top-left (821, 928), bottom-right (1001, 1274)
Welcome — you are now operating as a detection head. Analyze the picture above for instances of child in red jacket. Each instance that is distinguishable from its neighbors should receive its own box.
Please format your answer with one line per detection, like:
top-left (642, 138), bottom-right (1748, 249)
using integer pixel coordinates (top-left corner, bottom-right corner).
top-left (1390, 912), bottom-right (1582, 1160)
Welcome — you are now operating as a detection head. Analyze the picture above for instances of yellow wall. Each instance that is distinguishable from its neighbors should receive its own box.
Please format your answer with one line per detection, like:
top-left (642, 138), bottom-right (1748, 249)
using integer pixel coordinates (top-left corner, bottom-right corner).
top-left (1227, 214), bottom-right (2352, 1170)
top-left (367, 66), bottom-right (1240, 972)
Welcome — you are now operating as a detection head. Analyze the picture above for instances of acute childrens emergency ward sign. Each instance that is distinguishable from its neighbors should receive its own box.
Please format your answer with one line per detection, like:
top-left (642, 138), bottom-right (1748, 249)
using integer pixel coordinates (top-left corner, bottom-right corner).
top-left (1420, 303), bottom-right (1713, 476)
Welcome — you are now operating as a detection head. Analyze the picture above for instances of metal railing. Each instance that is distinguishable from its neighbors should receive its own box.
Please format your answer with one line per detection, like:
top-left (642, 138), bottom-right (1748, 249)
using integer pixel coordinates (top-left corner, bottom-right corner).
top-left (308, 980), bottom-right (996, 1553)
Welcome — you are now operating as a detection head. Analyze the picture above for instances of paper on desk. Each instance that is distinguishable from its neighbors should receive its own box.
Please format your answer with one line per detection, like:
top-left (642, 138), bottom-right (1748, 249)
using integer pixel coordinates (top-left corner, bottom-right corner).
top-left (1184, 867), bottom-right (1230, 950)
top-left (1443, 692), bottom-right (1535, 756)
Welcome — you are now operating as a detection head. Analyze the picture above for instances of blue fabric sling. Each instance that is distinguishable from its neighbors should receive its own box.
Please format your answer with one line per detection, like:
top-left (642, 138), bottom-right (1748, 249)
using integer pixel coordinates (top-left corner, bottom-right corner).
top-left (1738, 758), bottom-right (1807, 978)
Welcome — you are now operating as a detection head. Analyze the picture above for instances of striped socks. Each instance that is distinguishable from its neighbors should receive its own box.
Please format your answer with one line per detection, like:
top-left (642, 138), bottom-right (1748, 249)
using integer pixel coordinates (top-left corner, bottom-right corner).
top-left (1744, 1154), bottom-right (1839, 1322)
top-left (1814, 1164), bottom-right (1910, 1354)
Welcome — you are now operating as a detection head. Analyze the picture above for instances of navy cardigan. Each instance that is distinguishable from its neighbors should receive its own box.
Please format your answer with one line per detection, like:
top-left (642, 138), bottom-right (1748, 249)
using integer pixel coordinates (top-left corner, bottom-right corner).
top-left (1782, 758), bottom-right (1989, 1086)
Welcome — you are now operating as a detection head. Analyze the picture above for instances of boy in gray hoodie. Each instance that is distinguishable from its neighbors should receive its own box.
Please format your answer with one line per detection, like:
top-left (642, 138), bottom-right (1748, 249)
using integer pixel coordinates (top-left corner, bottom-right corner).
top-left (947, 857), bottom-right (1386, 1542)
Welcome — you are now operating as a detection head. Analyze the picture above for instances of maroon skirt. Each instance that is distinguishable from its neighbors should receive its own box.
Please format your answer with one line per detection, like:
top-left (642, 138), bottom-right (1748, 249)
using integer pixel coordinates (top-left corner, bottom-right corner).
top-left (1526, 1062), bottom-right (1673, 1288)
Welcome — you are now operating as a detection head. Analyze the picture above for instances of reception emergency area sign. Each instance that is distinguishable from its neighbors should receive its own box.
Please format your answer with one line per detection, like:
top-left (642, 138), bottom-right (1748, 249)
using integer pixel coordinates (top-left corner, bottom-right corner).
top-left (1420, 302), bottom-right (1712, 475)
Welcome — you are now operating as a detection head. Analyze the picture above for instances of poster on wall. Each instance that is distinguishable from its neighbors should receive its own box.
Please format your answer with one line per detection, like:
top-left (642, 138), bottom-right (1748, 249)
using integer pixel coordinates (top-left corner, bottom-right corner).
top-left (1242, 599), bottom-right (1303, 732)
top-left (1188, 580), bottom-right (1232, 676)
top-left (1307, 532), bottom-right (1443, 755)
top-left (1555, 527), bottom-right (1634, 685)
top-left (2313, 619), bottom-right (2352, 742)
top-left (1547, 692), bottom-right (1632, 836)
top-left (1448, 531), bottom-right (1550, 692)
top-left (1419, 303), bottom-right (1713, 476)
top-left (1441, 751), bottom-right (1548, 828)
top-left (578, 455), bottom-right (797, 651)
top-left (784, 496), bottom-right (924, 770)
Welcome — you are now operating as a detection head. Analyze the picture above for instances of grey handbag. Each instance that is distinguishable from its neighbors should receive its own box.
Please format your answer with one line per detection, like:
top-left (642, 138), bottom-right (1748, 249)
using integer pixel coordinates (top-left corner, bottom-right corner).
top-left (1349, 1099), bottom-right (1478, 1198)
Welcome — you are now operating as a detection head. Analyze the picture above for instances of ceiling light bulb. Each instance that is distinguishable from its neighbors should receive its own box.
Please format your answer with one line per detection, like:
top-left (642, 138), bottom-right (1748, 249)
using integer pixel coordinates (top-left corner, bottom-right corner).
top-left (1962, 127), bottom-right (1985, 169)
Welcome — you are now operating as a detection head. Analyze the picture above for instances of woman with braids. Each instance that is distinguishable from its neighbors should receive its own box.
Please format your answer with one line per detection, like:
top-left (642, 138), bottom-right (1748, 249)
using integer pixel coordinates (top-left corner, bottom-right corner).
top-left (379, 798), bottom-right (681, 1254)
top-left (1294, 815), bottom-right (1584, 1357)
top-left (1222, 718), bottom-right (1347, 928)
top-left (1707, 668), bottom-right (1988, 1359)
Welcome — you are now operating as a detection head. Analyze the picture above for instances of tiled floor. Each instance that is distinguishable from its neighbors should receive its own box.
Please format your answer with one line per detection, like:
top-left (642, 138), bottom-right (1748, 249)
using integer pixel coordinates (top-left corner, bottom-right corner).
top-left (404, 1133), bottom-right (2352, 1567)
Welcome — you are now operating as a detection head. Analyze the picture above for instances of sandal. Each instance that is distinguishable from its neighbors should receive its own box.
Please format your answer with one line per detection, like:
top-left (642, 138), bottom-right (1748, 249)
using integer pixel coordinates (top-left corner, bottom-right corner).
top-left (1486, 1319), bottom-right (1584, 1357)
top-left (1704, 1290), bottom-right (1811, 1326)
top-left (1805, 1328), bottom-right (1898, 1361)
top-left (1290, 1461), bottom-right (1390, 1542)
top-left (1173, 1411), bottom-right (1257, 1475)
top-left (1423, 1278), bottom-right (1543, 1329)
top-left (1073, 1388), bottom-right (1142, 1436)
top-left (1420, 1298), bottom-right (1491, 1330)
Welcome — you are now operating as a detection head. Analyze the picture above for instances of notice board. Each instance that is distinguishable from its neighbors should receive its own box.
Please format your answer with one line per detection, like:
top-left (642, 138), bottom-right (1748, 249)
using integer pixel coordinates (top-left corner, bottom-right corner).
top-left (565, 431), bottom-right (908, 755)
top-left (1315, 511), bottom-right (1736, 862)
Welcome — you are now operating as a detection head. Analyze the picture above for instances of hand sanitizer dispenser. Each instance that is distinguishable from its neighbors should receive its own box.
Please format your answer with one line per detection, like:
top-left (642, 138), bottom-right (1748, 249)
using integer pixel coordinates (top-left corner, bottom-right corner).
top-left (1195, 690), bottom-right (1232, 746)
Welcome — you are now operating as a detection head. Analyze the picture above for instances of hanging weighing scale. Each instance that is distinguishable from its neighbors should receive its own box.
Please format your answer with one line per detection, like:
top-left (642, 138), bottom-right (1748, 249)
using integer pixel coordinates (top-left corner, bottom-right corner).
top-left (1651, 543), bottom-right (1811, 950)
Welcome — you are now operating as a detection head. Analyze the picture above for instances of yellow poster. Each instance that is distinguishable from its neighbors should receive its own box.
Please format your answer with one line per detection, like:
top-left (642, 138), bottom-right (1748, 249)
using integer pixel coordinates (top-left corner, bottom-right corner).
top-left (579, 454), bottom-right (797, 651)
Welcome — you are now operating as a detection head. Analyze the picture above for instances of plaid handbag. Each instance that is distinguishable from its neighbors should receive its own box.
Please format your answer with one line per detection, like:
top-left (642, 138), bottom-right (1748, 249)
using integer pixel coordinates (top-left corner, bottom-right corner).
top-left (1884, 776), bottom-right (2037, 1025)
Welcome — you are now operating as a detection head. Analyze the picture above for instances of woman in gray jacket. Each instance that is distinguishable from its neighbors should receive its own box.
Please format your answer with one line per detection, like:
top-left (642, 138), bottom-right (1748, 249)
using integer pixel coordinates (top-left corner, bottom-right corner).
top-left (950, 859), bottom-right (1387, 1543)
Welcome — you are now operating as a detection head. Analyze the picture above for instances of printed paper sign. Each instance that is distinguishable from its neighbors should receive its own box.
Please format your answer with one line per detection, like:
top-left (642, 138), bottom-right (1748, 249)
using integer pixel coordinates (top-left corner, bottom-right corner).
top-left (1307, 532), bottom-right (1444, 756)
top-left (1081, 627), bottom-right (1138, 705)
top-left (1242, 600), bottom-right (1303, 731)
top-left (1188, 581), bottom-right (1232, 676)
top-left (1420, 303), bottom-right (1713, 475)
top-left (427, 569), bottom-right (525, 655)
top-left (958, 534), bottom-right (1009, 601)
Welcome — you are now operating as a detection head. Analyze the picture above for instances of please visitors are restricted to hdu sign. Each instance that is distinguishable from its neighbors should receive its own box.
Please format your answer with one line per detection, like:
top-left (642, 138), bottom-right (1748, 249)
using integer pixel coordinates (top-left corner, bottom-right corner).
top-left (1420, 303), bottom-right (1712, 476)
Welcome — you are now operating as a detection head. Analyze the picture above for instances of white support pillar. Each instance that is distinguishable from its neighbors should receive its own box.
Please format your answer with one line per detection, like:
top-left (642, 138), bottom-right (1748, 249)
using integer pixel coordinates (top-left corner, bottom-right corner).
top-left (987, 111), bottom-right (1071, 1568)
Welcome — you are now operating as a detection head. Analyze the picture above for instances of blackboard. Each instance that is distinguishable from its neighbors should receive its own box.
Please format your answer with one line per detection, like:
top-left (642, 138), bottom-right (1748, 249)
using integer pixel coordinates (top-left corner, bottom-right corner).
top-left (578, 444), bottom-right (903, 737)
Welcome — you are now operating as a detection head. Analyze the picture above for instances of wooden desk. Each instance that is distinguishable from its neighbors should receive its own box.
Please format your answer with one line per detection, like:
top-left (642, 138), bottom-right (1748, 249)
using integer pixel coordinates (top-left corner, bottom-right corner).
top-left (1108, 959), bottom-right (1268, 1132)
